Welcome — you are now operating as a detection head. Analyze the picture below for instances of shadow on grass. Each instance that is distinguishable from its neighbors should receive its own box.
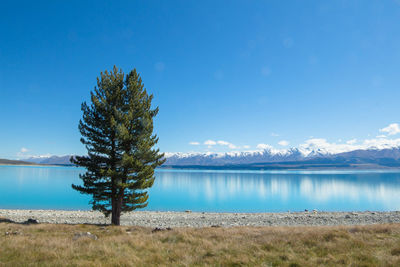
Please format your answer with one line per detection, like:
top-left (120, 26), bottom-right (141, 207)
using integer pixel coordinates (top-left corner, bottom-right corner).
top-left (0, 217), bottom-right (109, 227)
top-left (0, 218), bottom-right (38, 225)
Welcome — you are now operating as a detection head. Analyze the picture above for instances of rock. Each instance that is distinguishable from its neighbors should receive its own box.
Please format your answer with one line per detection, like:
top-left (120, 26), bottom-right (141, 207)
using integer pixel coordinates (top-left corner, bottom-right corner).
top-left (24, 218), bottom-right (38, 224)
top-left (345, 215), bottom-right (351, 219)
top-left (151, 227), bottom-right (172, 232)
top-left (185, 210), bottom-right (192, 213)
top-left (152, 227), bottom-right (163, 233)
top-left (73, 232), bottom-right (98, 241)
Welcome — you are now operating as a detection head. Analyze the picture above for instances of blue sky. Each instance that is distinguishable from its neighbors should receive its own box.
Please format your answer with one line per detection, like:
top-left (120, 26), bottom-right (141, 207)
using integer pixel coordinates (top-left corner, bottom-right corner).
top-left (1, 0), bottom-right (400, 159)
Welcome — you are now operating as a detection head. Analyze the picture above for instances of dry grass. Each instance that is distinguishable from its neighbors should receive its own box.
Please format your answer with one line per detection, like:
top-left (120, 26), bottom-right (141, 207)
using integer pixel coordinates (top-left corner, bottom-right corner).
top-left (1, 222), bottom-right (400, 266)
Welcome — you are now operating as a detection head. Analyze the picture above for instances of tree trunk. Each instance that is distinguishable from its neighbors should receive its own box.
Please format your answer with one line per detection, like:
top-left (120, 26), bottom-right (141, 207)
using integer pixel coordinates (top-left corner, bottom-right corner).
top-left (111, 196), bottom-right (122, 225)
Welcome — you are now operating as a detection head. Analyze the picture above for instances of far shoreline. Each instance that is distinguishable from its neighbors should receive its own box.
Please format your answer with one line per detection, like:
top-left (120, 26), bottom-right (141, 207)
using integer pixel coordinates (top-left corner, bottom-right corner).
top-left (3, 163), bottom-right (400, 172)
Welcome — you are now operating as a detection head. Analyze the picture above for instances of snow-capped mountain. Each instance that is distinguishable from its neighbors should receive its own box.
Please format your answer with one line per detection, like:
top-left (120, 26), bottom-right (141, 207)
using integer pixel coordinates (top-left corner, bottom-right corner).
top-left (22, 145), bottom-right (400, 168)
top-left (164, 148), bottom-right (305, 165)
top-left (164, 146), bottom-right (400, 166)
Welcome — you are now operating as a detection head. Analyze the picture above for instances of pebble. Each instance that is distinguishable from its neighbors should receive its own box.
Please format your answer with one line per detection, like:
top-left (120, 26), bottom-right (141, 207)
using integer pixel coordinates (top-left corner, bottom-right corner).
top-left (0, 209), bottom-right (399, 228)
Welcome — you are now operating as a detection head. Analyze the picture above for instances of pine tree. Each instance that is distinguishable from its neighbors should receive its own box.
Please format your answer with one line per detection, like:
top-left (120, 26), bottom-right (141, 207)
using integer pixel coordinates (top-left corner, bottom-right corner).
top-left (72, 66), bottom-right (165, 225)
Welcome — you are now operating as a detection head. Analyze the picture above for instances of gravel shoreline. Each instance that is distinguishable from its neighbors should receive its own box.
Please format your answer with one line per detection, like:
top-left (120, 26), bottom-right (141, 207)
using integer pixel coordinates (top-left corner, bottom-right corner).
top-left (1, 209), bottom-right (400, 227)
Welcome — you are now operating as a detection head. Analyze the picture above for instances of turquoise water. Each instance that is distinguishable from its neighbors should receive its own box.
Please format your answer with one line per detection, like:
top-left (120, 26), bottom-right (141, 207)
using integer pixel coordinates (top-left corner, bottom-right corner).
top-left (1, 165), bottom-right (400, 212)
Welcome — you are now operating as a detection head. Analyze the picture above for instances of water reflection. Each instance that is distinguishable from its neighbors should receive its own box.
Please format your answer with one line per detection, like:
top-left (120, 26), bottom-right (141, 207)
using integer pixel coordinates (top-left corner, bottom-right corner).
top-left (149, 170), bottom-right (400, 212)
top-left (1, 166), bottom-right (400, 211)
top-left (0, 166), bottom-right (90, 210)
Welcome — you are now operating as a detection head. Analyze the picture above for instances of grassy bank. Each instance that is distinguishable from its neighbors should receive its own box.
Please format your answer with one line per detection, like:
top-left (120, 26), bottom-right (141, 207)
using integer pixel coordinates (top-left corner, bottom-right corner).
top-left (1, 222), bottom-right (400, 266)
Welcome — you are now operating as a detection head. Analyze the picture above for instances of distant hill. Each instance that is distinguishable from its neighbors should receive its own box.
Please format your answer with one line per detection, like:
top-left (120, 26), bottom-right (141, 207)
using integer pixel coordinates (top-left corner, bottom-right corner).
top-left (24, 155), bottom-right (75, 165)
top-left (0, 158), bottom-right (37, 165)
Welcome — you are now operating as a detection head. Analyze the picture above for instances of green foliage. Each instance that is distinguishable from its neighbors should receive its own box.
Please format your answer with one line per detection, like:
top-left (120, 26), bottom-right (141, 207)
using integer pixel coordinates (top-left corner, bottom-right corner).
top-left (72, 66), bottom-right (165, 224)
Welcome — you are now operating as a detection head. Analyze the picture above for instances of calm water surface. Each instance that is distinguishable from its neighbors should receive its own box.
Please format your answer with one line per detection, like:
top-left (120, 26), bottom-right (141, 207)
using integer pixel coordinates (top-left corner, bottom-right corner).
top-left (1, 165), bottom-right (400, 212)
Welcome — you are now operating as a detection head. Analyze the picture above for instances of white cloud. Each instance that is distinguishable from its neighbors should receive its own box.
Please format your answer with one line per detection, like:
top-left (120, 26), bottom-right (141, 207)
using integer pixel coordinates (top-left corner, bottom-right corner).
top-left (278, 140), bottom-right (289, 146)
top-left (243, 145), bottom-right (250, 149)
top-left (376, 135), bottom-right (386, 138)
top-left (189, 141), bottom-right (200, 145)
top-left (270, 133), bottom-right (279, 137)
top-left (380, 123), bottom-right (400, 136)
top-left (346, 139), bottom-right (357, 145)
top-left (217, 140), bottom-right (229, 146)
top-left (228, 144), bottom-right (237, 149)
top-left (217, 140), bottom-right (237, 149)
top-left (20, 147), bottom-right (28, 153)
top-left (204, 140), bottom-right (217, 146)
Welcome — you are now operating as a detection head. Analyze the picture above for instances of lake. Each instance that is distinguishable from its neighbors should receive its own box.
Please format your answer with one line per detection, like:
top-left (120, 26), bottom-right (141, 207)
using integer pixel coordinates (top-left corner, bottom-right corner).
top-left (1, 165), bottom-right (400, 212)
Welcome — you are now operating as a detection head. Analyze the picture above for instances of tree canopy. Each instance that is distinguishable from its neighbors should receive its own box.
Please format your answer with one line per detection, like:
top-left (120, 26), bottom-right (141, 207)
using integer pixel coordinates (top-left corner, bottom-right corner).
top-left (72, 66), bottom-right (165, 225)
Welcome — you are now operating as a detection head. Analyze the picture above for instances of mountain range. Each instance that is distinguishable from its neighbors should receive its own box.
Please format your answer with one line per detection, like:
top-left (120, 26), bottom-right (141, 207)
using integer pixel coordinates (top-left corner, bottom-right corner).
top-left (163, 147), bottom-right (400, 169)
top-left (24, 155), bottom-right (74, 165)
top-left (0, 158), bottom-right (37, 165)
top-left (20, 146), bottom-right (400, 169)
